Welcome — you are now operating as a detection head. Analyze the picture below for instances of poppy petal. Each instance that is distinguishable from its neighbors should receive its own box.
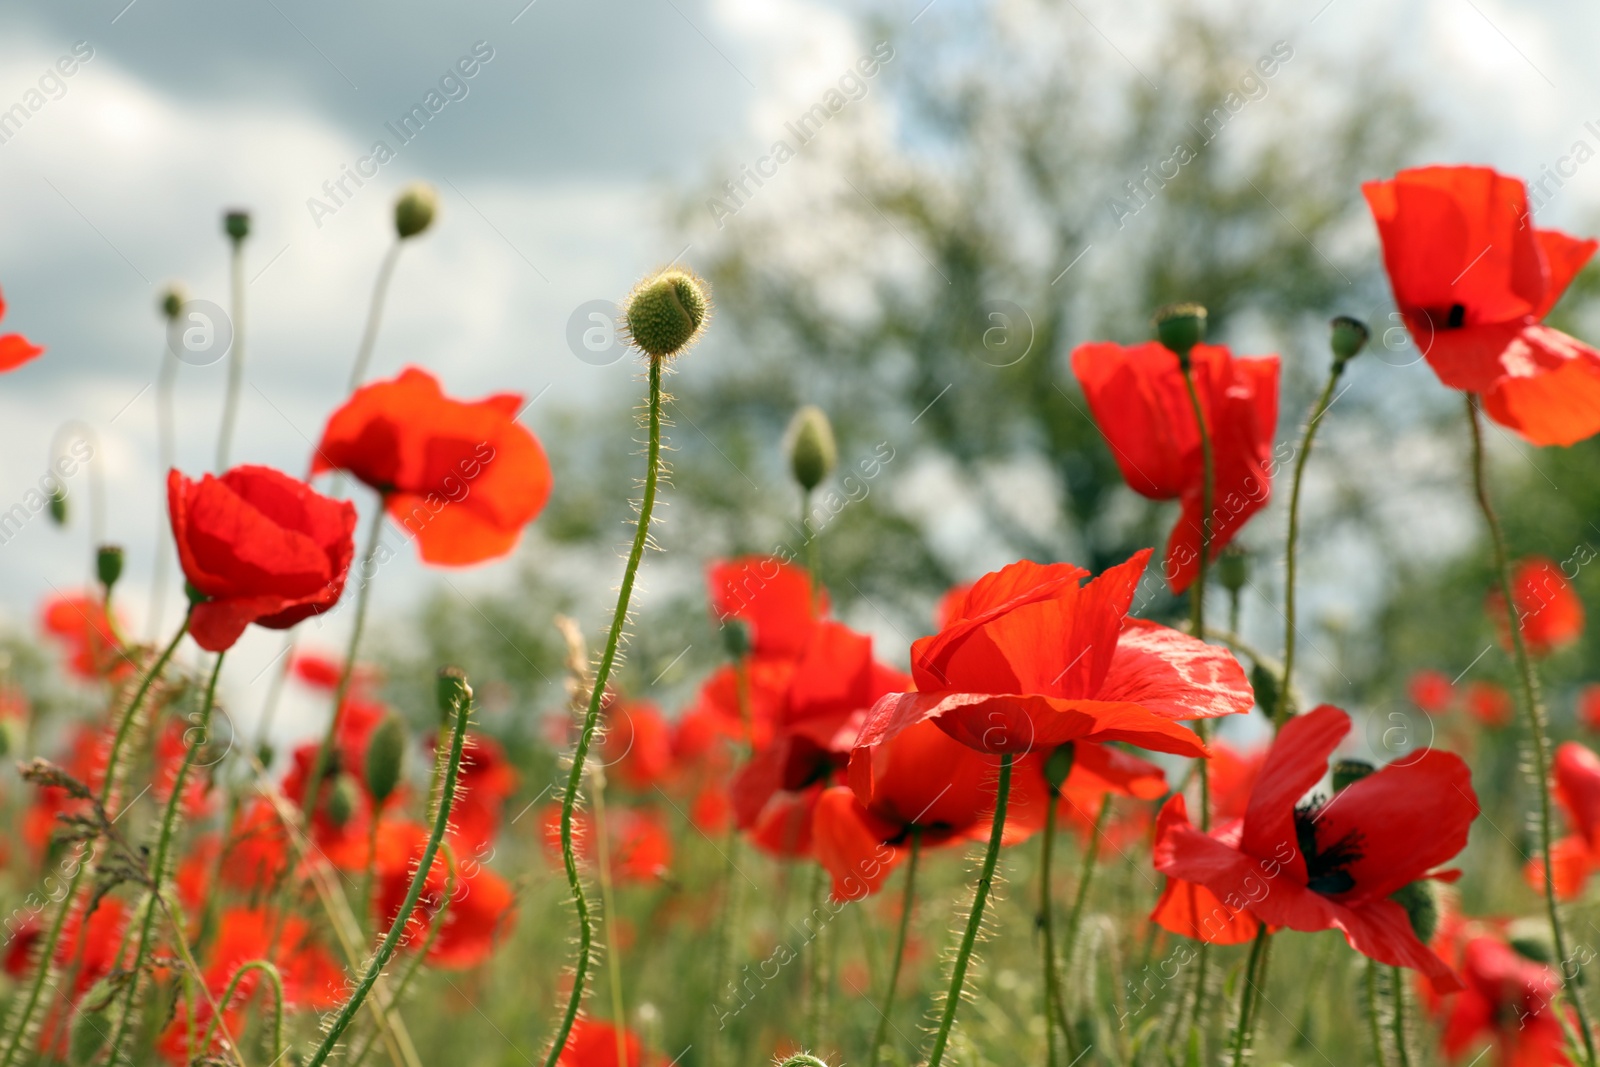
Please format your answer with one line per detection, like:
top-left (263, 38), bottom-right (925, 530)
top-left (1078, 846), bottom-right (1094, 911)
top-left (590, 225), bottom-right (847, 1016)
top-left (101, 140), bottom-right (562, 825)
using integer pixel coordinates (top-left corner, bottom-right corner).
top-left (1482, 325), bottom-right (1600, 447)
top-left (1099, 618), bottom-right (1254, 722)
top-left (1239, 704), bottom-right (1350, 883)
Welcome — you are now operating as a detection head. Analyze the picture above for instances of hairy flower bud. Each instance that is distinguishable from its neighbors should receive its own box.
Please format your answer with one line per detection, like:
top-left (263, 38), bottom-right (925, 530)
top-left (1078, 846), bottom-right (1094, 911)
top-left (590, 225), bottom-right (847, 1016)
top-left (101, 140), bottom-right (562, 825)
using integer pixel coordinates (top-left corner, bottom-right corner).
top-left (160, 285), bottom-right (186, 321)
top-left (1389, 879), bottom-right (1440, 944)
top-left (1329, 315), bottom-right (1370, 366)
top-left (1331, 758), bottom-right (1376, 793)
top-left (1044, 743), bottom-right (1075, 794)
top-left (394, 182), bottom-right (438, 240)
top-left (785, 405), bottom-right (837, 493)
top-left (326, 773), bottom-right (359, 828)
top-left (1152, 302), bottom-right (1207, 362)
top-left (1507, 918), bottom-right (1556, 966)
top-left (1217, 546), bottom-right (1247, 596)
top-left (437, 666), bottom-right (472, 720)
top-left (47, 488), bottom-right (67, 526)
top-left (623, 269), bottom-right (710, 359)
top-left (96, 544), bottom-right (124, 592)
top-left (223, 209), bottom-right (251, 243)
top-left (365, 712), bottom-right (408, 807)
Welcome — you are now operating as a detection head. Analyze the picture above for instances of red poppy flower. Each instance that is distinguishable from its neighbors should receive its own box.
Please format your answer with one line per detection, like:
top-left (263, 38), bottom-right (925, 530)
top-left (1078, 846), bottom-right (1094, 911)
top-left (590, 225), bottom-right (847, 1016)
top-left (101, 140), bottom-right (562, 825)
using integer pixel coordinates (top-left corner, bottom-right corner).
top-left (1409, 670), bottom-right (1457, 716)
top-left (603, 700), bottom-right (676, 791)
top-left (536, 804), bottom-right (672, 884)
top-left (1465, 681), bottom-right (1514, 728)
top-left (1487, 557), bottom-right (1584, 657)
top-left (1579, 685), bottom-right (1600, 732)
top-left (1432, 930), bottom-right (1572, 1066)
top-left (220, 800), bottom-right (293, 891)
top-left (707, 556), bottom-right (825, 659)
top-left (1364, 165), bottom-right (1600, 447)
top-left (375, 819), bottom-right (516, 968)
top-left (6, 896), bottom-right (128, 1058)
top-left (811, 718), bottom-right (1051, 899)
top-left (1525, 741), bottom-right (1600, 900)
top-left (168, 465), bottom-right (357, 652)
top-left (445, 732), bottom-right (519, 853)
top-left (0, 287), bottom-right (43, 372)
top-left (557, 1019), bottom-right (645, 1067)
top-left (1071, 343), bottom-right (1280, 592)
top-left (291, 649), bottom-right (381, 695)
top-left (854, 550), bottom-right (1253, 760)
top-left (1153, 704), bottom-right (1478, 991)
top-left (40, 593), bottom-right (125, 680)
top-left (312, 366), bottom-right (552, 565)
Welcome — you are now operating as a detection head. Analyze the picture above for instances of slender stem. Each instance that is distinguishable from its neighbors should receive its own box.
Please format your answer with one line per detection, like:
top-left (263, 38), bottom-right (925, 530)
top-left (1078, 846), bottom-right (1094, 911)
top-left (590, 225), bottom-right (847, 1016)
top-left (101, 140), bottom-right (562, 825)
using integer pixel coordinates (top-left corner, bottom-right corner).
top-left (349, 241), bottom-right (403, 393)
top-left (802, 489), bottom-right (821, 611)
top-left (149, 343), bottom-right (179, 638)
top-left (345, 858), bottom-right (456, 1067)
top-left (1365, 960), bottom-right (1390, 1067)
top-left (1041, 801), bottom-right (1061, 1067)
top-left (541, 356), bottom-right (666, 1067)
top-left (197, 961), bottom-right (284, 1065)
top-left (216, 238), bottom-right (245, 471)
top-left (1230, 924), bottom-right (1272, 1067)
top-left (590, 766), bottom-right (631, 1067)
top-left (304, 681), bottom-right (473, 1067)
top-left (299, 502), bottom-right (385, 818)
top-left (804, 861), bottom-right (829, 1048)
top-left (926, 753), bottom-right (1013, 1067)
top-left (1278, 362), bottom-right (1344, 726)
top-left (870, 831), bottom-right (920, 1067)
top-left (1468, 395), bottom-right (1598, 1065)
top-left (1389, 966), bottom-right (1411, 1067)
top-left (108, 652), bottom-right (225, 1066)
top-left (1060, 794), bottom-right (1111, 969)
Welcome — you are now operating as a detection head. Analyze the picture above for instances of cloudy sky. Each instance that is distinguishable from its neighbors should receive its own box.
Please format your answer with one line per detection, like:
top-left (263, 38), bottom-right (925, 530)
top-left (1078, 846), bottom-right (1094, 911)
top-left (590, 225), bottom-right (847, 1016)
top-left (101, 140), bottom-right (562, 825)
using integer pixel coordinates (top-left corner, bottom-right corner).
top-left (0, 0), bottom-right (1594, 739)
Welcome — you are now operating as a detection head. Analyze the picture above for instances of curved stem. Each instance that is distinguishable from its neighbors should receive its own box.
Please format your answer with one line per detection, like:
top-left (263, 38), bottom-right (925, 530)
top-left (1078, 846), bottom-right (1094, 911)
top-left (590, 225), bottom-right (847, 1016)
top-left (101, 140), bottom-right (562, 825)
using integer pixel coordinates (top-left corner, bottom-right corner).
top-left (216, 237), bottom-right (246, 472)
top-left (109, 652), bottom-right (224, 1066)
top-left (1040, 800), bottom-right (1061, 1067)
top-left (1229, 924), bottom-right (1272, 1067)
top-left (803, 861), bottom-right (829, 1049)
top-left (1468, 395), bottom-right (1598, 1065)
top-left (349, 241), bottom-right (403, 393)
top-left (304, 679), bottom-right (473, 1067)
top-left (299, 502), bottom-right (385, 818)
top-left (197, 960), bottom-right (284, 1065)
top-left (926, 753), bottom-right (1012, 1067)
top-left (541, 356), bottom-right (666, 1067)
top-left (590, 765), bottom-right (631, 1067)
top-left (870, 830), bottom-right (920, 1067)
top-left (1278, 362), bottom-right (1344, 726)
top-left (1053, 795), bottom-right (1111, 1053)
top-left (1389, 965), bottom-right (1411, 1067)
top-left (1365, 960), bottom-right (1390, 1067)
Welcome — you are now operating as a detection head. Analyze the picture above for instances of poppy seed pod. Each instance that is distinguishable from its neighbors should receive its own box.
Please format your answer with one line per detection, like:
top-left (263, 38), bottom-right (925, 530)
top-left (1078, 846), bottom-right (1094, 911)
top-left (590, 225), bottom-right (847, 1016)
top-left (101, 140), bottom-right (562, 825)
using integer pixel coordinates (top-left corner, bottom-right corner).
top-left (1389, 879), bottom-right (1441, 944)
top-left (223, 210), bottom-right (251, 243)
top-left (720, 617), bottom-right (751, 660)
top-left (1044, 742), bottom-right (1076, 793)
top-left (1152, 302), bottom-right (1207, 362)
top-left (437, 666), bottom-right (472, 719)
top-left (96, 544), bottom-right (124, 592)
top-left (160, 285), bottom-right (186, 321)
top-left (326, 773), bottom-right (359, 828)
top-left (365, 712), bottom-right (408, 807)
top-left (1217, 546), bottom-right (1247, 596)
top-left (785, 405), bottom-right (837, 492)
top-left (47, 488), bottom-right (67, 526)
top-left (1329, 315), bottom-right (1370, 365)
top-left (1331, 758), bottom-right (1376, 792)
top-left (623, 269), bottom-right (710, 359)
top-left (394, 182), bottom-right (438, 240)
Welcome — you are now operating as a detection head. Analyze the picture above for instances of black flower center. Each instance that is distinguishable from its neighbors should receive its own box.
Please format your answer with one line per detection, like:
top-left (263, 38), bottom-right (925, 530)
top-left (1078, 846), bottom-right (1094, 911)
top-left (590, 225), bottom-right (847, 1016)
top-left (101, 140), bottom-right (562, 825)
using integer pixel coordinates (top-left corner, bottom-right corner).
top-left (1294, 795), bottom-right (1363, 897)
top-left (1446, 303), bottom-right (1466, 329)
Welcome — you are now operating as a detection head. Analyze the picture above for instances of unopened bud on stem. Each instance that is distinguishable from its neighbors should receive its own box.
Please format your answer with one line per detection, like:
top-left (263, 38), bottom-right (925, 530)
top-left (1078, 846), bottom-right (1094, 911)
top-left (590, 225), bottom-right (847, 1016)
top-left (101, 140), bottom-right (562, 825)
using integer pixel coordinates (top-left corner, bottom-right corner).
top-left (785, 405), bottom-right (837, 493)
top-left (223, 209), bottom-right (251, 244)
top-left (160, 285), bottom-right (186, 321)
top-left (1153, 302), bottom-right (1207, 364)
top-left (96, 544), bottom-right (124, 592)
top-left (365, 713), bottom-right (408, 807)
top-left (1329, 315), bottom-right (1369, 367)
top-left (437, 666), bottom-right (472, 720)
top-left (394, 183), bottom-right (438, 239)
top-left (623, 269), bottom-right (710, 359)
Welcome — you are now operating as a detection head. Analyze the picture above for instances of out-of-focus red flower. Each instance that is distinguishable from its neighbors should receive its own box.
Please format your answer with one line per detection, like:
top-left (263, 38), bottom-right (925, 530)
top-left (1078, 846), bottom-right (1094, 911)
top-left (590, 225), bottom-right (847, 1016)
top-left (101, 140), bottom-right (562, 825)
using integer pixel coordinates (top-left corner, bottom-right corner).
top-left (1154, 705), bottom-right (1478, 991)
top-left (0, 287), bottom-right (43, 372)
top-left (1431, 927), bottom-right (1572, 1066)
top-left (813, 719), bottom-right (1051, 899)
top-left (159, 907), bottom-right (344, 1063)
top-left (1054, 741), bottom-right (1170, 841)
top-left (376, 819), bottom-right (516, 968)
top-left (1526, 742), bottom-right (1600, 900)
top-left (291, 649), bottom-right (381, 695)
top-left (536, 804), bottom-right (672, 884)
top-left (1579, 684), bottom-right (1600, 732)
top-left (557, 1018), bottom-right (645, 1067)
top-left (1366, 165), bottom-right (1600, 447)
top-left (1208, 742), bottom-right (1267, 823)
top-left (1071, 343), bottom-right (1280, 592)
top-left (1487, 557), bottom-right (1584, 657)
top-left (153, 718), bottom-right (213, 818)
top-left (6, 897), bottom-right (127, 1057)
top-left (169, 466), bottom-right (357, 652)
top-left (221, 801), bottom-right (292, 891)
top-left (855, 551), bottom-right (1253, 760)
top-left (23, 724), bottom-right (106, 856)
top-left (708, 556), bottom-right (825, 659)
top-left (40, 593), bottom-right (126, 681)
top-left (312, 366), bottom-right (552, 565)
top-left (1464, 681), bottom-right (1514, 728)
top-left (603, 700), bottom-right (675, 791)
top-left (1409, 670), bottom-right (1457, 716)
top-left (445, 732), bottom-right (519, 853)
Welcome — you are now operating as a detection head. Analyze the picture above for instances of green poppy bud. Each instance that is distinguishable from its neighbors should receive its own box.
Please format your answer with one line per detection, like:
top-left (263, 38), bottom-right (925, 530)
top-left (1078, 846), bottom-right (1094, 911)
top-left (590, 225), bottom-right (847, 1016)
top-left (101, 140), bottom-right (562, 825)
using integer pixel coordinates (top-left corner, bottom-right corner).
top-left (721, 618), bottom-right (751, 661)
top-left (1507, 918), bottom-right (1557, 966)
top-left (256, 740), bottom-right (275, 769)
top-left (1217, 546), bottom-right (1247, 596)
top-left (1152, 302), bottom-right (1207, 363)
top-left (1250, 661), bottom-right (1281, 720)
top-left (160, 285), bottom-right (186, 321)
top-left (1389, 880), bottom-right (1440, 944)
top-left (326, 773), bottom-right (359, 829)
top-left (1044, 743), bottom-right (1075, 794)
top-left (1331, 758), bottom-right (1376, 793)
top-left (394, 182), bottom-right (438, 240)
top-left (47, 488), bottom-right (67, 526)
top-left (778, 1057), bottom-right (830, 1067)
top-left (365, 713), bottom-right (408, 807)
top-left (437, 666), bottom-right (472, 720)
top-left (96, 544), bottom-right (124, 592)
top-left (623, 269), bottom-right (710, 359)
top-left (223, 210), bottom-right (251, 243)
top-left (1329, 315), bottom-right (1370, 366)
top-left (785, 405), bottom-right (837, 493)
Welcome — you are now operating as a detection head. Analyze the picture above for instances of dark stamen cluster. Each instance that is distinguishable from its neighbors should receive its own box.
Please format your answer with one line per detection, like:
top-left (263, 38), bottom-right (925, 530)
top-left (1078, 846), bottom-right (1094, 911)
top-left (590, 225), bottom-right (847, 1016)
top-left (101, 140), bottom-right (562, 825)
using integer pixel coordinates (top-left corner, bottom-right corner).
top-left (1294, 795), bottom-right (1364, 896)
